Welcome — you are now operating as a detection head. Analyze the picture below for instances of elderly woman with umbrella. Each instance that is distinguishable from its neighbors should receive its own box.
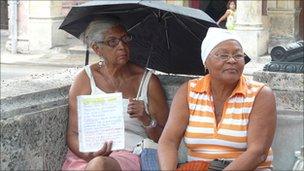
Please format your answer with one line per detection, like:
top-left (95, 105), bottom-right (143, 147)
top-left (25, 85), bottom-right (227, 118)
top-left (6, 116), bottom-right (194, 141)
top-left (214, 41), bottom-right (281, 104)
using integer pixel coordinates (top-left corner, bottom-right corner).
top-left (61, 16), bottom-right (169, 170)
top-left (158, 28), bottom-right (277, 170)
top-left (59, 1), bottom-right (219, 170)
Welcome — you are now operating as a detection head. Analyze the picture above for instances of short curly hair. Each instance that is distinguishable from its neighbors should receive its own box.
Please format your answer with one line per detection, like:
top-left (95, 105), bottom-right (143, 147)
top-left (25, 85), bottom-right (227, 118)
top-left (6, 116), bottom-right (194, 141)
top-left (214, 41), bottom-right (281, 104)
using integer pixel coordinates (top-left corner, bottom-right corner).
top-left (79, 16), bottom-right (124, 47)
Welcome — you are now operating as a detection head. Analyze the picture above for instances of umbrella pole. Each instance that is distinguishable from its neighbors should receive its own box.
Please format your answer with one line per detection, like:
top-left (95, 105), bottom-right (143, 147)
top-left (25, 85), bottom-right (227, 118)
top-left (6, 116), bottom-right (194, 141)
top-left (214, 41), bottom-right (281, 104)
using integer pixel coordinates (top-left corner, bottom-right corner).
top-left (145, 44), bottom-right (154, 69)
top-left (85, 45), bottom-right (89, 65)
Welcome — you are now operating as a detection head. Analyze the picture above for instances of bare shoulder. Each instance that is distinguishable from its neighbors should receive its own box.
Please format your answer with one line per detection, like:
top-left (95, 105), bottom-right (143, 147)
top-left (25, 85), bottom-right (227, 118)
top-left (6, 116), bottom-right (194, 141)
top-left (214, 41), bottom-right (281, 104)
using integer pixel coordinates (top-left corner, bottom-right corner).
top-left (69, 67), bottom-right (91, 96)
top-left (149, 73), bottom-right (161, 85)
top-left (251, 85), bottom-right (276, 117)
top-left (128, 62), bottom-right (145, 75)
top-left (127, 62), bottom-right (158, 84)
top-left (175, 81), bottom-right (188, 97)
top-left (225, 10), bottom-right (231, 15)
top-left (255, 85), bottom-right (275, 102)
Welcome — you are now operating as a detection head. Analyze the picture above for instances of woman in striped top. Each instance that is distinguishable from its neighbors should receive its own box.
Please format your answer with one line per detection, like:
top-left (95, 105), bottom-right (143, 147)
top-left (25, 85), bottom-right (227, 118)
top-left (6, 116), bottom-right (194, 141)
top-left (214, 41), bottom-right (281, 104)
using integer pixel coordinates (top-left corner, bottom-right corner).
top-left (158, 27), bottom-right (277, 170)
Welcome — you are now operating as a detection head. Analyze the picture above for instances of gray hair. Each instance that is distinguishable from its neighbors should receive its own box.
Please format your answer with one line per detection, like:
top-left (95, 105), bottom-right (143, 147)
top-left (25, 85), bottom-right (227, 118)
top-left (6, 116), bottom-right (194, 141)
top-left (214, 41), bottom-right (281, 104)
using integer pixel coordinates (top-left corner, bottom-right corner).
top-left (80, 16), bottom-right (122, 47)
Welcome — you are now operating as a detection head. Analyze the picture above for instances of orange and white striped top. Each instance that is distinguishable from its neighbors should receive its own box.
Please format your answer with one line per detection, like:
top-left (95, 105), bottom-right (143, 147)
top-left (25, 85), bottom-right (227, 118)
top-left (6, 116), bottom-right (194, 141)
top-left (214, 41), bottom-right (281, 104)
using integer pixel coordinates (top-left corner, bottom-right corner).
top-left (184, 74), bottom-right (273, 168)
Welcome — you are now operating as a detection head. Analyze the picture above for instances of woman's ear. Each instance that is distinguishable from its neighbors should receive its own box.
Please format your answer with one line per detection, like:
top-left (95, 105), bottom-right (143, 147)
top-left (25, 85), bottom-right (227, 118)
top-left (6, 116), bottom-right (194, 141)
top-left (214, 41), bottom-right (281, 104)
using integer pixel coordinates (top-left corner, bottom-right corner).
top-left (204, 58), bottom-right (209, 69)
top-left (204, 63), bottom-right (209, 74)
top-left (204, 59), bottom-right (210, 74)
top-left (91, 43), bottom-right (98, 52)
top-left (91, 43), bottom-right (101, 56)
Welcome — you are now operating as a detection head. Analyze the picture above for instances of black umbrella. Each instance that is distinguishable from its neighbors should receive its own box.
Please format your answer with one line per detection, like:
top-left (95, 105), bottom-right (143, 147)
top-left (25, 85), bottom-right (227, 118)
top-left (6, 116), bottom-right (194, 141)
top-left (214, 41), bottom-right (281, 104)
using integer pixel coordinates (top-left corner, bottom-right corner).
top-left (59, 0), bottom-right (244, 75)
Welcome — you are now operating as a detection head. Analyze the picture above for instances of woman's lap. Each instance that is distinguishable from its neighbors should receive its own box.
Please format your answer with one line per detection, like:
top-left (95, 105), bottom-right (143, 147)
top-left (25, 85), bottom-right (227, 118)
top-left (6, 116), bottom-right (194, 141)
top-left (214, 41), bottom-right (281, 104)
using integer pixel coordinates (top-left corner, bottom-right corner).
top-left (62, 149), bottom-right (140, 171)
top-left (62, 149), bottom-right (87, 170)
top-left (109, 150), bottom-right (140, 170)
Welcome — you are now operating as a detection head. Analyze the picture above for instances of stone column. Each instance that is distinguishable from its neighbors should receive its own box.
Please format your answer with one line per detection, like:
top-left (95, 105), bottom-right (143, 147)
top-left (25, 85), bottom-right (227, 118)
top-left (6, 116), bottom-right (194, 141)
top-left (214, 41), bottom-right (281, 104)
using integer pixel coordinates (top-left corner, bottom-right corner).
top-left (28, 1), bottom-right (66, 52)
top-left (6, 1), bottom-right (31, 53)
top-left (232, 1), bottom-right (269, 59)
top-left (267, 0), bottom-right (301, 46)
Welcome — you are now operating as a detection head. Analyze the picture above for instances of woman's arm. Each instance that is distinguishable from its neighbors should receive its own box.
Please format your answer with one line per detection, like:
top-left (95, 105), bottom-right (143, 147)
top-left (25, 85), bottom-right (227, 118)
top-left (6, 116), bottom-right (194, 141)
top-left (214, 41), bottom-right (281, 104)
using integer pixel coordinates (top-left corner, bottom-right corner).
top-left (67, 70), bottom-right (112, 162)
top-left (158, 82), bottom-right (190, 170)
top-left (217, 10), bottom-right (231, 25)
top-left (224, 86), bottom-right (277, 170)
top-left (144, 74), bottom-right (169, 142)
top-left (67, 70), bottom-right (93, 161)
top-left (127, 74), bottom-right (169, 142)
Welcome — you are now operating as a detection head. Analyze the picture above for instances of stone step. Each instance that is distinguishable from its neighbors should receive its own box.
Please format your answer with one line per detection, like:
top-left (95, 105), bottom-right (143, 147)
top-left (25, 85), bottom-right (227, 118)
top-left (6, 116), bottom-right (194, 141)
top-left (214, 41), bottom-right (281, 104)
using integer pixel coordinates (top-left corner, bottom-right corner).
top-left (67, 45), bottom-right (100, 64)
top-left (66, 37), bottom-right (97, 57)
top-left (243, 55), bottom-right (271, 76)
top-left (67, 45), bottom-right (94, 54)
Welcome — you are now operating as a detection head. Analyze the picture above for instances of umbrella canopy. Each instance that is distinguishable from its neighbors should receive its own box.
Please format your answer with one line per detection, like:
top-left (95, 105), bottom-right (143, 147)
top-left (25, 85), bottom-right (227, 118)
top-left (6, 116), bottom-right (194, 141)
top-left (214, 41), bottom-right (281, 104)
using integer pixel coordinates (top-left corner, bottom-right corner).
top-left (60, 0), bottom-right (239, 75)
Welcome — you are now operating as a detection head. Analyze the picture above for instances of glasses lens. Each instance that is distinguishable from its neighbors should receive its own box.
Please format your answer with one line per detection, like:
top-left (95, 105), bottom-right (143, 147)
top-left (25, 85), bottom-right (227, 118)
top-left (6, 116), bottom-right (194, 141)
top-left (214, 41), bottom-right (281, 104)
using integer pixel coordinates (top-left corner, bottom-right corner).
top-left (104, 35), bottom-right (132, 47)
top-left (122, 35), bottom-right (132, 43)
top-left (234, 54), bottom-right (245, 60)
top-left (219, 54), bottom-right (229, 61)
top-left (107, 38), bottom-right (120, 47)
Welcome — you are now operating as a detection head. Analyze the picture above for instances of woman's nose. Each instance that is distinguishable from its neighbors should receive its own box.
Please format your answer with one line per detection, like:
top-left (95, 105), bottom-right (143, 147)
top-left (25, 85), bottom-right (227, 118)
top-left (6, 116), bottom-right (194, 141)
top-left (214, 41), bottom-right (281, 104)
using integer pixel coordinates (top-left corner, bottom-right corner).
top-left (116, 40), bottom-right (127, 49)
top-left (226, 56), bottom-right (237, 63)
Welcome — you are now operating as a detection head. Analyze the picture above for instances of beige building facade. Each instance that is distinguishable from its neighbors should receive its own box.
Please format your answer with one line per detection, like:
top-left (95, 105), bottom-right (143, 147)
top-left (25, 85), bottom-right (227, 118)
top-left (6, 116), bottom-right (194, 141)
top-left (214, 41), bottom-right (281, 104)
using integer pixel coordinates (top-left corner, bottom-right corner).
top-left (2, 0), bottom-right (303, 59)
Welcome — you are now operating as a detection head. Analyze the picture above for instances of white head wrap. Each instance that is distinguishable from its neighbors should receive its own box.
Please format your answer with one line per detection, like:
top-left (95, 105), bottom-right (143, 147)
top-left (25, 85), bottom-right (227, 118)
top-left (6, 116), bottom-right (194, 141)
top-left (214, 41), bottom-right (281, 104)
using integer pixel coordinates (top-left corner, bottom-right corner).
top-left (201, 27), bottom-right (243, 65)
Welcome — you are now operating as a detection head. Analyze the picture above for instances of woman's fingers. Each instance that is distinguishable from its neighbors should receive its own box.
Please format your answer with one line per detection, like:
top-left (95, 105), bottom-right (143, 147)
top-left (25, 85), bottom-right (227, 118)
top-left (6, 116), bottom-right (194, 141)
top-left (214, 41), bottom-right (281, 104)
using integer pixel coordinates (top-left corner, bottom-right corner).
top-left (127, 108), bottom-right (143, 118)
top-left (127, 99), bottom-right (145, 117)
top-left (93, 143), bottom-right (107, 156)
top-left (93, 141), bottom-right (112, 156)
top-left (104, 141), bottom-right (113, 156)
top-left (128, 99), bottom-right (144, 107)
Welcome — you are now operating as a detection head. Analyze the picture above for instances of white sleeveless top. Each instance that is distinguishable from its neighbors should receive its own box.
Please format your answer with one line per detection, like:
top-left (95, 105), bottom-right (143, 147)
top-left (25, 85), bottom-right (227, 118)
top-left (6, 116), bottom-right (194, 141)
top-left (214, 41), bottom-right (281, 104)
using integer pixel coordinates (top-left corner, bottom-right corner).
top-left (84, 65), bottom-right (152, 151)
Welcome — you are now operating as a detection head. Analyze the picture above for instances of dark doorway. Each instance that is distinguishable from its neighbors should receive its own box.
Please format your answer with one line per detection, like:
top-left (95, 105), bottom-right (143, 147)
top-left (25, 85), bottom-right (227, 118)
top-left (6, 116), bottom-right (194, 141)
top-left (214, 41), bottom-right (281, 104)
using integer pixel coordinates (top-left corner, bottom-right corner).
top-left (201, 0), bottom-right (228, 21)
top-left (0, 0), bottom-right (8, 29)
top-left (189, 0), bottom-right (229, 28)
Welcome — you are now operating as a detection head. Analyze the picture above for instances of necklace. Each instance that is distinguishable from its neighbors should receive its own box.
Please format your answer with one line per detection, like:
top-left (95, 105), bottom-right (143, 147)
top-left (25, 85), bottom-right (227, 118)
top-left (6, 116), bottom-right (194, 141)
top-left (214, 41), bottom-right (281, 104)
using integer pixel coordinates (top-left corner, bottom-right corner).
top-left (98, 65), bottom-right (123, 93)
top-left (108, 77), bottom-right (122, 93)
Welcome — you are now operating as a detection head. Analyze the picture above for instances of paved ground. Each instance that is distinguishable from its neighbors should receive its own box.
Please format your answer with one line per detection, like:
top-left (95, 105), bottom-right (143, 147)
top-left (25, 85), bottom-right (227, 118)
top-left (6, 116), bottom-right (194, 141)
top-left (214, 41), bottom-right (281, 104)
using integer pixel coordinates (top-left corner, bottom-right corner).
top-left (0, 63), bottom-right (70, 80)
top-left (1, 30), bottom-right (99, 81)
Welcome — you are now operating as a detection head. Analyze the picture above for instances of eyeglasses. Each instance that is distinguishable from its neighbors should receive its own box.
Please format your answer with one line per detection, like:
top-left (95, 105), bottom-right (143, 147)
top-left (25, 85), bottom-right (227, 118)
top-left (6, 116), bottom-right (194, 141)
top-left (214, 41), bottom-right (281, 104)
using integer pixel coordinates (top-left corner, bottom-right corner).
top-left (98, 34), bottom-right (132, 48)
top-left (213, 53), bottom-right (245, 62)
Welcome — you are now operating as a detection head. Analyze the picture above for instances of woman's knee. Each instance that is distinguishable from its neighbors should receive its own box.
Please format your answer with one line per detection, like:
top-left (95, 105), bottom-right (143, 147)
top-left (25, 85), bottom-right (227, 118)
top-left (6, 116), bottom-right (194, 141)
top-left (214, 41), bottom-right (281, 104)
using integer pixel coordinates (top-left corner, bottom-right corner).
top-left (85, 156), bottom-right (121, 170)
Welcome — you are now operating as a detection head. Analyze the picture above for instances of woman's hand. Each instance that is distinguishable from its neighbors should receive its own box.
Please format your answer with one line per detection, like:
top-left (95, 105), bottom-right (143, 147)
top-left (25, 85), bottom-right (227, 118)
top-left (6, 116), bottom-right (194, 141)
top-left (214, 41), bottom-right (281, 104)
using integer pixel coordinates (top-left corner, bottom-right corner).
top-left (93, 141), bottom-right (113, 157)
top-left (127, 98), bottom-right (151, 125)
top-left (83, 141), bottom-right (113, 161)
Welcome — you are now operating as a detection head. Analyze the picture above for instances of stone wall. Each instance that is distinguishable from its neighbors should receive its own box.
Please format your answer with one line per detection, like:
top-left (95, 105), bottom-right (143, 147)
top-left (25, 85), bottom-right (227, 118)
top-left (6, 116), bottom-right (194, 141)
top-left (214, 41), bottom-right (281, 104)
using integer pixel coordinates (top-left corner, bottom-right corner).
top-left (1, 98), bottom-right (69, 170)
top-left (1, 69), bottom-right (77, 170)
top-left (1, 70), bottom-right (303, 170)
top-left (272, 110), bottom-right (303, 170)
top-left (267, 0), bottom-right (302, 51)
top-left (253, 71), bottom-right (303, 111)
top-left (253, 71), bottom-right (304, 170)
